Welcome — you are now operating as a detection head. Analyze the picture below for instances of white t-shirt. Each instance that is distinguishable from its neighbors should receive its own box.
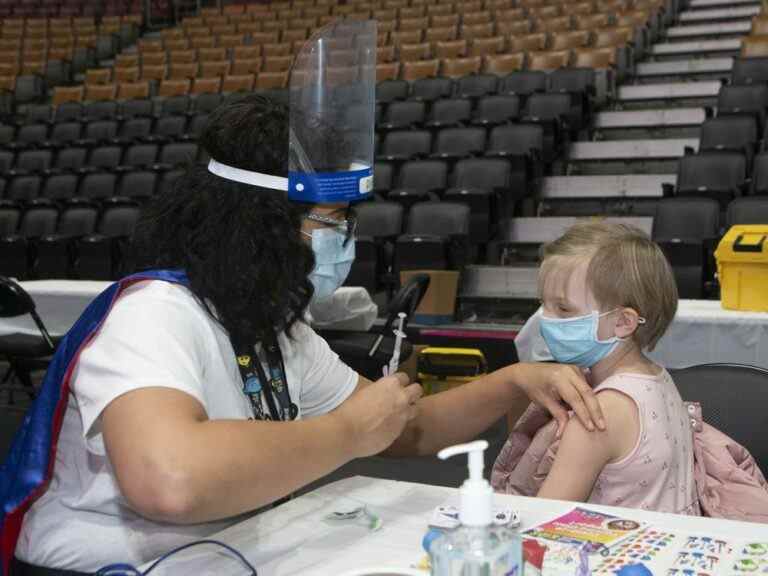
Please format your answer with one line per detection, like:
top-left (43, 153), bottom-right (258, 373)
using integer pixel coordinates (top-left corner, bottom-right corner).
top-left (15, 280), bottom-right (358, 571)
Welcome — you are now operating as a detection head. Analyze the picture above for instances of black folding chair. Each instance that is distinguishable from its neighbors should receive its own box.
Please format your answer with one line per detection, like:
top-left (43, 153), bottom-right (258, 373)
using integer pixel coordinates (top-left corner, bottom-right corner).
top-left (0, 277), bottom-right (59, 407)
top-left (670, 363), bottom-right (768, 476)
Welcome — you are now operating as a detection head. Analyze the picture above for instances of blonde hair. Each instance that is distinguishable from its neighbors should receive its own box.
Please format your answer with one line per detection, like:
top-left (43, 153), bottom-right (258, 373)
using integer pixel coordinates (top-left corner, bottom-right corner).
top-left (539, 221), bottom-right (678, 351)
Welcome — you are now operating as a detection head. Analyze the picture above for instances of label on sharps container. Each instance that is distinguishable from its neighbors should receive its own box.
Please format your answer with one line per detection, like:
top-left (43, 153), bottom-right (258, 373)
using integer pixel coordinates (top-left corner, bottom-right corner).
top-left (289, 167), bottom-right (373, 203)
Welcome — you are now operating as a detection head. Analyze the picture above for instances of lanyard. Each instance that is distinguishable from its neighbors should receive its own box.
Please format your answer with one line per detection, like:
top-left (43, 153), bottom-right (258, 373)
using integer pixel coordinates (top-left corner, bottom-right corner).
top-left (233, 331), bottom-right (298, 421)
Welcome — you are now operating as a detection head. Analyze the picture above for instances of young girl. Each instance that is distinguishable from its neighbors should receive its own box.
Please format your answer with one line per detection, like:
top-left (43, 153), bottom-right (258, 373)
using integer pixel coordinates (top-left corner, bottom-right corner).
top-left (492, 222), bottom-right (700, 515)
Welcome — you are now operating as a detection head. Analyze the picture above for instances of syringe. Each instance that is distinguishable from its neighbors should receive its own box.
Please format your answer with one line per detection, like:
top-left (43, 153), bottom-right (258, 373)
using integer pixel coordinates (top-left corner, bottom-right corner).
top-left (383, 312), bottom-right (407, 377)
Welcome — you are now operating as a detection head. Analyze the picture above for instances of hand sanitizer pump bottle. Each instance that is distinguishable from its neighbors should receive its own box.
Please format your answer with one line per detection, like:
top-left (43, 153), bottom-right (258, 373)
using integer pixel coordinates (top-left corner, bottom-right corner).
top-left (429, 440), bottom-right (523, 576)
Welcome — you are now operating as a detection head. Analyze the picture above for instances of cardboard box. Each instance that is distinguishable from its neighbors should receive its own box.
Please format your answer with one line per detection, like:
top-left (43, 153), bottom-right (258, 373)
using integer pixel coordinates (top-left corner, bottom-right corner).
top-left (399, 270), bottom-right (459, 325)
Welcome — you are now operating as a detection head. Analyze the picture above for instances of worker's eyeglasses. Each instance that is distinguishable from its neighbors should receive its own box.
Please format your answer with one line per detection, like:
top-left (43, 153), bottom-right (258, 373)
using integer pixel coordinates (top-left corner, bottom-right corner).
top-left (304, 211), bottom-right (358, 247)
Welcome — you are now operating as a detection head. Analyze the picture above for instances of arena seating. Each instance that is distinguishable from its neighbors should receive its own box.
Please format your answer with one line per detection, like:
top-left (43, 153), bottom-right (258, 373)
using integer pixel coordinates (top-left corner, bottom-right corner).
top-left (0, 0), bottom-right (766, 301)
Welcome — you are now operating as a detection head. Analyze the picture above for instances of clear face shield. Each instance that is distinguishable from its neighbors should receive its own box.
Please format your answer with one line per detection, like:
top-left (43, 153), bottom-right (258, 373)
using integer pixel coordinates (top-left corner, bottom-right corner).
top-left (287, 20), bottom-right (376, 204)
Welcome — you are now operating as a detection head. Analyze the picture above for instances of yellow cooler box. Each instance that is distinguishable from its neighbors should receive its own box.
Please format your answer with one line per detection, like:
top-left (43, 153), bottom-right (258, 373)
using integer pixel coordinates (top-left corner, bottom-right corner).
top-left (417, 348), bottom-right (487, 395)
top-left (715, 225), bottom-right (768, 312)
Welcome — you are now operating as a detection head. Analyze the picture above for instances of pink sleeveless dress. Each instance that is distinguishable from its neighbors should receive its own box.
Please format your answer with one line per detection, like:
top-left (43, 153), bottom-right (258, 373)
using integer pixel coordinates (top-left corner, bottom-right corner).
top-left (588, 370), bottom-right (700, 514)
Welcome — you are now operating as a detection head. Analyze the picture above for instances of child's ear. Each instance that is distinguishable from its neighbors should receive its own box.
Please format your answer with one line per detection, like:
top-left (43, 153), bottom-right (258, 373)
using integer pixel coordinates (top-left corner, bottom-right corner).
top-left (615, 307), bottom-right (640, 338)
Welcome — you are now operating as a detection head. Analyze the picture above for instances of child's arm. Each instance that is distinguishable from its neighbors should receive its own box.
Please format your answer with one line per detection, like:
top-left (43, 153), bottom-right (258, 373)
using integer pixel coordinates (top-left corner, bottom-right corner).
top-left (537, 390), bottom-right (640, 502)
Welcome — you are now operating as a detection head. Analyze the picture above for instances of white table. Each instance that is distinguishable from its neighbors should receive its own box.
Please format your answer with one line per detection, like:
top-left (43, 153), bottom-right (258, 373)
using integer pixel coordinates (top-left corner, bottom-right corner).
top-left (515, 300), bottom-right (768, 370)
top-left (141, 476), bottom-right (768, 575)
top-left (0, 281), bottom-right (377, 337)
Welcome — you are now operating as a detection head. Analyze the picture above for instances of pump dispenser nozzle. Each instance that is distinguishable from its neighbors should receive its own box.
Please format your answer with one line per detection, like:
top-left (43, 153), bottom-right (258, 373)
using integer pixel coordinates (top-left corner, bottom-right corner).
top-left (438, 440), bottom-right (493, 527)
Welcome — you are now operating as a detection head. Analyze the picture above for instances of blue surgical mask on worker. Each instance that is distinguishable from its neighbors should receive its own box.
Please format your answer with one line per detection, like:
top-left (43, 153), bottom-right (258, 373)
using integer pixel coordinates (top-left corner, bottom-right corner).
top-left (539, 309), bottom-right (645, 368)
top-left (302, 228), bottom-right (355, 300)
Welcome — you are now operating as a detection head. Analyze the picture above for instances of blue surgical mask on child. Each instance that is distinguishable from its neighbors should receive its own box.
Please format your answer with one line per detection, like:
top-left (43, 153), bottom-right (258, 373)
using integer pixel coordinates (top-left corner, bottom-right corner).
top-left (539, 309), bottom-right (646, 368)
top-left (302, 228), bottom-right (355, 301)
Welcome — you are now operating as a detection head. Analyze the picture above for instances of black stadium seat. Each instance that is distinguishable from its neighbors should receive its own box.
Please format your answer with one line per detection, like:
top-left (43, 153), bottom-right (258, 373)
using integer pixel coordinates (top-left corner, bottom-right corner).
top-left (151, 116), bottom-right (188, 142)
top-left (48, 122), bottom-right (82, 148)
top-left (500, 71), bottom-right (547, 99)
top-left (717, 84), bottom-right (768, 133)
top-left (732, 57), bottom-right (768, 87)
top-left (380, 101), bottom-right (427, 131)
top-left (373, 161), bottom-right (394, 196)
top-left (42, 174), bottom-right (79, 201)
top-left (388, 159), bottom-right (447, 209)
top-left (76, 202), bottom-right (141, 280)
top-left (376, 79), bottom-right (410, 104)
top-left (88, 147), bottom-right (123, 171)
top-left (455, 73), bottom-right (498, 99)
top-left (653, 197), bottom-right (720, 299)
top-left (162, 95), bottom-right (191, 117)
top-left (36, 204), bottom-right (100, 279)
top-left (0, 151), bottom-right (13, 173)
top-left (425, 98), bottom-right (473, 128)
top-left (121, 99), bottom-right (154, 119)
top-left (122, 144), bottom-right (159, 169)
top-left (78, 173), bottom-right (117, 201)
top-left (15, 150), bottom-right (52, 174)
top-left (6, 176), bottom-right (42, 203)
top-left (727, 197), bottom-right (768, 227)
top-left (410, 77), bottom-right (453, 102)
top-left (698, 116), bottom-right (758, 166)
top-left (117, 118), bottom-right (153, 144)
top-left (84, 101), bottom-right (118, 122)
top-left (118, 171), bottom-right (157, 201)
top-left (0, 205), bottom-right (58, 279)
top-left (670, 152), bottom-right (747, 206)
top-left (156, 143), bottom-right (198, 168)
top-left (431, 126), bottom-right (486, 160)
top-left (753, 152), bottom-right (768, 196)
top-left (82, 121), bottom-right (119, 146)
top-left (14, 124), bottom-right (48, 150)
top-left (473, 95), bottom-right (520, 126)
top-left (378, 130), bottom-right (432, 162)
top-left (395, 201), bottom-right (470, 271)
top-left (54, 102), bottom-right (83, 123)
top-left (54, 148), bottom-right (88, 173)
top-left (194, 93), bottom-right (224, 114)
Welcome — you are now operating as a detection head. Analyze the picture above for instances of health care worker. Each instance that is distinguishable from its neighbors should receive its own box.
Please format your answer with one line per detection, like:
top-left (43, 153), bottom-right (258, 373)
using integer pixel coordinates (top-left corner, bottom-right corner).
top-left (0, 23), bottom-right (604, 576)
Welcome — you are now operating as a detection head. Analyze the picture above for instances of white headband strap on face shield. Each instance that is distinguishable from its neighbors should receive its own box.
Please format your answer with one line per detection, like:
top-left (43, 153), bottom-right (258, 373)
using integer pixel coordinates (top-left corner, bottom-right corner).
top-left (207, 158), bottom-right (288, 192)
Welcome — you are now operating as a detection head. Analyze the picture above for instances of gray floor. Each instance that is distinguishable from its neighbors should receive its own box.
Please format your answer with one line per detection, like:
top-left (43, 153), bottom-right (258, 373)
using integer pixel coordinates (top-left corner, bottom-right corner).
top-left (0, 363), bottom-right (510, 490)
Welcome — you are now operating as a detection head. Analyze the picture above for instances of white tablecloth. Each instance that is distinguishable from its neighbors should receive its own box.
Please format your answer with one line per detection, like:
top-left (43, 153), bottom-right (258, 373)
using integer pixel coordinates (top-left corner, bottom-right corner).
top-left (515, 300), bottom-right (768, 369)
top-left (141, 475), bottom-right (768, 575)
top-left (0, 281), bottom-right (377, 337)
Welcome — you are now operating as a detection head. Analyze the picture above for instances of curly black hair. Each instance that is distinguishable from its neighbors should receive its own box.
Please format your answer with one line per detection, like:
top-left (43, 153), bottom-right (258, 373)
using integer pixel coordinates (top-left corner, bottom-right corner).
top-left (131, 94), bottom-right (315, 345)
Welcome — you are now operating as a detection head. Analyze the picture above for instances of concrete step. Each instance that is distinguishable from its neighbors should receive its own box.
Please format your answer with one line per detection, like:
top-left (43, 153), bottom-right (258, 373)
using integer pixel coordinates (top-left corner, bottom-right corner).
top-left (538, 175), bottom-right (675, 199)
top-left (569, 139), bottom-right (699, 161)
top-left (635, 57), bottom-right (733, 80)
top-left (567, 139), bottom-right (698, 174)
top-left (665, 21), bottom-right (752, 39)
top-left (498, 217), bottom-right (655, 244)
top-left (649, 39), bottom-right (742, 59)
top-left (617, 81), bottom-right (721, 107)
top-left (594, 108), bottom-right (707, 130)
top-left (688, 0), bottom-right (761, 8)
top-left (678, 6), bottom-right (762, 23)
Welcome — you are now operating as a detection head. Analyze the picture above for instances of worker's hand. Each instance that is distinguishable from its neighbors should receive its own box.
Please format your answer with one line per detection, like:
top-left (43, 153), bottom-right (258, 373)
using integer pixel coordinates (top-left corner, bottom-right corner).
top-left (335, 372), bottom-right (423, 459)
top-left (514, 363), bottom-right (606, 438)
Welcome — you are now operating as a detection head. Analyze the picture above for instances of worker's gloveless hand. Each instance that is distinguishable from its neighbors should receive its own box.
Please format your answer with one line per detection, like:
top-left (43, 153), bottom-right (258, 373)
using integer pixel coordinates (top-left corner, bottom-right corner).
top-left (514, 362), bottom-right (606, 438)
top-left (335, 372), bottom-right (423, 459)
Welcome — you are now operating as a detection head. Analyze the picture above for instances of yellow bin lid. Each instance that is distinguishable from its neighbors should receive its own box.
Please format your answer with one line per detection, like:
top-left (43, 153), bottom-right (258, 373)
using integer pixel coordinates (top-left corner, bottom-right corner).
top-left (715, 225), bottom-right (768, 264)
top-left (417, 347), bottom-right (487, 377)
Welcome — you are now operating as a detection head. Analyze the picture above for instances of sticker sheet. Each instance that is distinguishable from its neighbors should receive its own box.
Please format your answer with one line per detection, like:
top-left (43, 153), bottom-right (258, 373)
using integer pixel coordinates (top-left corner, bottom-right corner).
top-left (593, 528), bottom-right (679, 576)
top-left (731, 542), bottom-right (768, 574)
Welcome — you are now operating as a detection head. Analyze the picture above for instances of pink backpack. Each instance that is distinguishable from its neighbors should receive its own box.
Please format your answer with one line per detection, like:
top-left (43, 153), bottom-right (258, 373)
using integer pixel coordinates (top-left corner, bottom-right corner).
top-left (491, 403), bottom-right (768, 523)
top-left (688, 403), bottom-right (768, 522)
